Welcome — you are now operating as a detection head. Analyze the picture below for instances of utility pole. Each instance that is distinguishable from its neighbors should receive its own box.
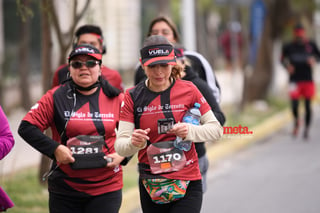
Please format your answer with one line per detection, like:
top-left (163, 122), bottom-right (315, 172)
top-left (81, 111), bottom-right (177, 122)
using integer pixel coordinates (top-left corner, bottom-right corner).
top-left (181, 0), bottom-right (196, 51)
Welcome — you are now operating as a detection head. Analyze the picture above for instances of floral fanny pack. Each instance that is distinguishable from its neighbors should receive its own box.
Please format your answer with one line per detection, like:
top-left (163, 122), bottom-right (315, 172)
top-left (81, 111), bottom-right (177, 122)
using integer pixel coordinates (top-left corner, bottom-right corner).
top-left (142, 178), bottom-right (190, 204)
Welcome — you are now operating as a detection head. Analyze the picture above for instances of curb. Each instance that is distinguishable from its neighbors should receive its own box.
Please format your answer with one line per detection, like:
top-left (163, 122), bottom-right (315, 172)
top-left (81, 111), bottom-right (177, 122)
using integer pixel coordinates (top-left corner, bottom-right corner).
top-left (119, 108), bottom-right (292, 213)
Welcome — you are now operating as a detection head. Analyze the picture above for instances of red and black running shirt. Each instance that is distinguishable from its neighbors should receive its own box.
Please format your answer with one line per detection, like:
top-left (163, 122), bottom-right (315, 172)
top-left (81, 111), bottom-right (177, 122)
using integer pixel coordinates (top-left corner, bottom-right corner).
top-left (22, 82), bottom-right (123, 197)
top-left (120, 79), bottom-right (211, 181)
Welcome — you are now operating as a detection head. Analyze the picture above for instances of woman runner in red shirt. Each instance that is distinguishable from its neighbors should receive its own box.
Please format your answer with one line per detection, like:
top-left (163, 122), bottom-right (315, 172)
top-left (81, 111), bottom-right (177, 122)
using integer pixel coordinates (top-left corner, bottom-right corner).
top-left (18, 44), bottom-right (126, 213)
top-left (115, 35), bottom-right (223, 213)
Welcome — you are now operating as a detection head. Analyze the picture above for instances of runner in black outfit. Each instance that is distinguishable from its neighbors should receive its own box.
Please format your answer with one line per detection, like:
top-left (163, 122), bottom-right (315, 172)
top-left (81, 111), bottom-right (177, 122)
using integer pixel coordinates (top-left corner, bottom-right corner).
top-left (281, 24), bottom-right (320, 139)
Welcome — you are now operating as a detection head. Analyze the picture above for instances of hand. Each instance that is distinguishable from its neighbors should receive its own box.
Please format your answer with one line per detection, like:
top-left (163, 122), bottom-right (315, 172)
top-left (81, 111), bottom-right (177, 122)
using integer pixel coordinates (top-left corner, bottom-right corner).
top-left (167, 122), bottom-right (188, 139)
top-left (307, 56), bottom-right (316, 67)
top-left (54, 145), bottom-right (75, 164)
top-left (287, 64), bottom-right (295, 75)
top-left (131, 128), bottom-right (150, 148)
top-left (104, 153), bottom-right (125, 168)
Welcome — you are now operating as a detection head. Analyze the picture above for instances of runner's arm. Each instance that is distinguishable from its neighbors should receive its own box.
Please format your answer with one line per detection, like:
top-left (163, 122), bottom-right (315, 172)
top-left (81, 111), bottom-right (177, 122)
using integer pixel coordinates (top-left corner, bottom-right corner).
top-left (185, 110), bottom-right (223, 143)
top-left (115, 121), bottom-right (145, 157)
top-left (18, 120), bottom-right (60, 159)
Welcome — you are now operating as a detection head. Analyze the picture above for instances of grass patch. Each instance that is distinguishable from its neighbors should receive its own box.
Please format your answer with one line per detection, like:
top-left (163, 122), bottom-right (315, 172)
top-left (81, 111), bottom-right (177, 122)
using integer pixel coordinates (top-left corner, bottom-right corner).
top-left (2, 167), bottom-right (48, 213)
top-left (222, 96), bottom-right (288, 129)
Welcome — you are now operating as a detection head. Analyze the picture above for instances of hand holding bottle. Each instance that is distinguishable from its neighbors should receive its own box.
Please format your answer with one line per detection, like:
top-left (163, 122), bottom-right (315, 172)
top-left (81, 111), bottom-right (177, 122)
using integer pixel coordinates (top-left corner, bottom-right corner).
top-left (167, 122), bottom-right (188, 139)
top-left (173, 103), bottom-right (201, 151)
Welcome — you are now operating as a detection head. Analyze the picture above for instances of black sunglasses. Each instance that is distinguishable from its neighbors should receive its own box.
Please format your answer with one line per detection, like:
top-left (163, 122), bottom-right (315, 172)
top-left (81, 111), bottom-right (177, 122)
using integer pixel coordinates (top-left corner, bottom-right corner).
top-left (70, 60), bottom-right (100, 69)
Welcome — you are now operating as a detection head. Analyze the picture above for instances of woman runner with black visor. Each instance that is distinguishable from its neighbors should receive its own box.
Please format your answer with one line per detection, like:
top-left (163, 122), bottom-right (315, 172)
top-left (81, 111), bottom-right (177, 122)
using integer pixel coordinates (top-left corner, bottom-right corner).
top-left (115, 35), bottom-right (223, 213)
top-left (18, 44), bottom-right (127, 213)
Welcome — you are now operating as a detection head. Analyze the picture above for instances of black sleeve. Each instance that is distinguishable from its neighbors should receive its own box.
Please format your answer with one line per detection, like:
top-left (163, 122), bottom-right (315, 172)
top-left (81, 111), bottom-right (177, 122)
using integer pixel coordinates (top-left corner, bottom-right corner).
top-left (134, 65), bottom-right (147, 85)
top-left (187, 55), bottom-right (207, 81)
top-left (194, 79), bottom-right (226, 126)
top-left (18, 120), bottom-right (60, 159)
top-left (120, 155), bottom-right (134, 166)
top-left (210, 99), bottom-right (226, 126)
top-left (311, 41), bottom-right (320, 61)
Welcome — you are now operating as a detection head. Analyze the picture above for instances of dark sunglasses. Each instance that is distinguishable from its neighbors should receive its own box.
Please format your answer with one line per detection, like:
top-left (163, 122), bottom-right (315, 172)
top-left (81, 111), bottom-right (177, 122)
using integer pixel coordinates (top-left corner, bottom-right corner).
top-left (70, 60), bottom-right (100, 69)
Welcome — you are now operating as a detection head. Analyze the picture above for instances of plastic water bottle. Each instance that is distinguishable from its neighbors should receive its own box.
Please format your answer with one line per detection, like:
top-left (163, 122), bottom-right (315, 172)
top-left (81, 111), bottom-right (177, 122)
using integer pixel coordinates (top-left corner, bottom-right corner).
top-left (174, 103), bottom-right (201, 151)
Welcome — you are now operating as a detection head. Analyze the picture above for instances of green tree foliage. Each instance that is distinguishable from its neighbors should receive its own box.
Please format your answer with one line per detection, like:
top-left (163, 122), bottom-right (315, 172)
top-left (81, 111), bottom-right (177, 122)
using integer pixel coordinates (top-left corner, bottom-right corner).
top-left (16, 0), bottom-right (34, 22)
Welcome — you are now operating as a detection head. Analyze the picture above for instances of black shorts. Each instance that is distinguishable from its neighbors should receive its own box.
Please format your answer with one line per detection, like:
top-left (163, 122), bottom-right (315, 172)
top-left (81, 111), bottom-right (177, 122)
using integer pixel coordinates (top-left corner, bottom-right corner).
top-left (139, 179), bottom-right (203, 213)
top-left (49, 190), bottom-right (122, 213)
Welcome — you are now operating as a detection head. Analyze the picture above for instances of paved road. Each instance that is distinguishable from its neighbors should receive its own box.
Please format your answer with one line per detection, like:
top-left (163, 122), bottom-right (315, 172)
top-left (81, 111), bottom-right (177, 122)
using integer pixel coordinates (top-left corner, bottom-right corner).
top-left (202, 104), bottom-right (320, 213)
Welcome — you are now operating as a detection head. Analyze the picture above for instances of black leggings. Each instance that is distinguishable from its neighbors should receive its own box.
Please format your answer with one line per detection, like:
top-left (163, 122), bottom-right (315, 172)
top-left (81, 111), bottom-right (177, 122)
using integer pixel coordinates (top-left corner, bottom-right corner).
top-left (291, 99), bottom-right (312, 128)
top-left (139, 179), bottom-right (203, 213)
top-left (49, 190), bottom-right (122, 213)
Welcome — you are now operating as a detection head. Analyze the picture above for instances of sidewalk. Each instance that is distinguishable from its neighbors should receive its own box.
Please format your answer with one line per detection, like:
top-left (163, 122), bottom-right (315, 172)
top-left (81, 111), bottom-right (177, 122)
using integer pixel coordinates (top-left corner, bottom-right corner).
top-left (0, 108), bottom-right (41, 175)
top-left (0, 78), bottom-right (43, 176)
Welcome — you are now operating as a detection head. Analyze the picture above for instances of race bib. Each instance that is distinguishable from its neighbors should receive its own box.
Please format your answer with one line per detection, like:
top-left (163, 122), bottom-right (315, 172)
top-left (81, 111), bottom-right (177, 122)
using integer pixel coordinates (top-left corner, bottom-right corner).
top-left (147, 141), bottom-right (186, 174)
top-left (67, 135), bottom-right (107, 170)
top-left (157, 118), bottom-right (174, 134)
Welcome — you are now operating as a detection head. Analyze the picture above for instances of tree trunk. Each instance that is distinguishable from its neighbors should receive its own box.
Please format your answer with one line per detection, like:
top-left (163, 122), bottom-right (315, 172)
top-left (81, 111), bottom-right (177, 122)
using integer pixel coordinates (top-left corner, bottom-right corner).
top-left (18, 0), bottom-right (32, 110)
top-left (38, 0), bottom-right (53, 186)
top-left (241, 0), bottom-right (291, 107)
top-left (243, 12), bottom-right (273, 103)
top-left (41, 2), bottom-right (53, 92)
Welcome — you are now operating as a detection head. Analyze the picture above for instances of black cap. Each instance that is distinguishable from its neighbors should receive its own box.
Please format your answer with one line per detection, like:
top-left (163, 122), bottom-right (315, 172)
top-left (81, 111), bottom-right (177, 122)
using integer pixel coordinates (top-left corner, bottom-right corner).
top-left (140, 44), bottom-right (176, 66)
top-left (68, 44), bottom-right (102, 62)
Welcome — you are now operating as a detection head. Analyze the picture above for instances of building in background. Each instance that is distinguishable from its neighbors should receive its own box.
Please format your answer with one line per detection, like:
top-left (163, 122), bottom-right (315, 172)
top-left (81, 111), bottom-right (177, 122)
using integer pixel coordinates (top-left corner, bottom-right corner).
top-left (53, 0), bottom-right (141, 73)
